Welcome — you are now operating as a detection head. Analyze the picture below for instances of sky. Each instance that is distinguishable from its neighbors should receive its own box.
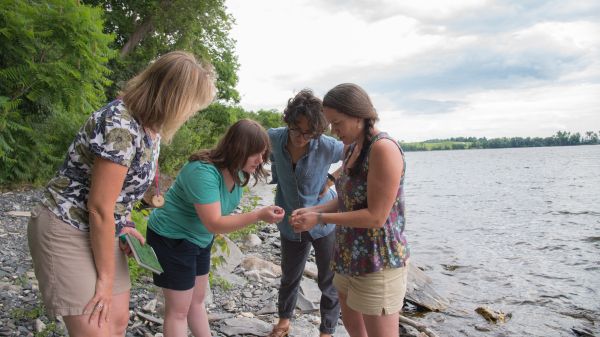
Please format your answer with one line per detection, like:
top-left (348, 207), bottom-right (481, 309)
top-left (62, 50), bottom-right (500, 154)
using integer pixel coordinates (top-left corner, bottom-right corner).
top-left (225, 0), bottom-right (600, 142)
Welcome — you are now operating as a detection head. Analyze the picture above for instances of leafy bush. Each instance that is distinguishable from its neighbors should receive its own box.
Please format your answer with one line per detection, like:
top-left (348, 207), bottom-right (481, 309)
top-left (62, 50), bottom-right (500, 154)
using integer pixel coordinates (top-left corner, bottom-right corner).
top-left (0, 0), bottom-right (115, 186)
top-left (160, 103), bottom-right (283, 176)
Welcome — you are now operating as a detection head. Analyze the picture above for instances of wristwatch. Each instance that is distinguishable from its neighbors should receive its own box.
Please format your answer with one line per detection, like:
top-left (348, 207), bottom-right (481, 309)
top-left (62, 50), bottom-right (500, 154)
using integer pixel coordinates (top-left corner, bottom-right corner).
top-left (327, 173), bottom-right (336, 183)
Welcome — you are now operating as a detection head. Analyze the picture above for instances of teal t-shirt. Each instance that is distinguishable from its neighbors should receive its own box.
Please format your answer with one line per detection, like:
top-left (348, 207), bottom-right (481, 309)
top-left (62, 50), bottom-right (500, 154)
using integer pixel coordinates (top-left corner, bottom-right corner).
top-left (148, 161), bottom-right (242, 248)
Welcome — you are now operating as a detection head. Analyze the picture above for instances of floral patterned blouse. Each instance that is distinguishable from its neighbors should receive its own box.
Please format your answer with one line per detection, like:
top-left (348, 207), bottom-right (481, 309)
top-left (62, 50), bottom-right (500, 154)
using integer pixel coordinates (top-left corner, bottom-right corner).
top-left (42, 99), bottom-right (160, 234)
top-left (333, 132), bottom-right (410, 276)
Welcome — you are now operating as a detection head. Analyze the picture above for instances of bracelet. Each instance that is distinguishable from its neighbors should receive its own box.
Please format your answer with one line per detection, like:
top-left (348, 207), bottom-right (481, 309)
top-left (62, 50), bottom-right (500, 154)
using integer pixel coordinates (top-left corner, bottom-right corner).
top-left (327, 173), bottom-right (336, 183)
top-left (123, 220), bottom-right (136, 228)
top-left (317, 212), bottom-right (323, 225)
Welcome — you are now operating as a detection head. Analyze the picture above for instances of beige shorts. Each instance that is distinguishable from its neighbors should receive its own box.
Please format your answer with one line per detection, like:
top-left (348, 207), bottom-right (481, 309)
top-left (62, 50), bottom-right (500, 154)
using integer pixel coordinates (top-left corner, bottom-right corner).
top-left (333, 265), bottom-right (409, 316)
top-left (27, 205), bottom-right (130, 318)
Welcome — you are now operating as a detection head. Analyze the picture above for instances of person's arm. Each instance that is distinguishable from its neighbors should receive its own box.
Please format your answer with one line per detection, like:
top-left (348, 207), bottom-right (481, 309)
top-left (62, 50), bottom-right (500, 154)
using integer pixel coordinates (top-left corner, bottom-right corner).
top-left (85, 157), bottom-right (128, 327)
top-left (290, 199), bottom-right (339, 222)
top-left (293, 139), bottom-right (402, 231)
top-left (318, 141), bottom-right (347, 197)
top-left (195, 202), bottom-right (284, 234)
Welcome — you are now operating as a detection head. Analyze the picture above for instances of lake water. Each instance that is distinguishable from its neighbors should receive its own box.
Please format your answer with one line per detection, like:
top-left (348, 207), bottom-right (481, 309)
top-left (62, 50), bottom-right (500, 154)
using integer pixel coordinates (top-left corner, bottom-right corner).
top-left (253, 145), bottom-right (599, 336)
top-left (403, 145), bottom-right (600, 336)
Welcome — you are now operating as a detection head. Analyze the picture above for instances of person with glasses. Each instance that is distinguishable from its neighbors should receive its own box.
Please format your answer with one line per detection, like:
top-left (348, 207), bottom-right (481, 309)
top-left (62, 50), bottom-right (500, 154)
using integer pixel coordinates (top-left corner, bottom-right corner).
top-left (266, 89), bottom-right (344, 337)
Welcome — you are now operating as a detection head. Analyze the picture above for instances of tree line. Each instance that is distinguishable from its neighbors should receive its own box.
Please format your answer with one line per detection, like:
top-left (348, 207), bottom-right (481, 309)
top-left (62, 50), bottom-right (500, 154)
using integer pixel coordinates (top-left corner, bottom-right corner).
top-left (402, 130), bottom-right (600, 151)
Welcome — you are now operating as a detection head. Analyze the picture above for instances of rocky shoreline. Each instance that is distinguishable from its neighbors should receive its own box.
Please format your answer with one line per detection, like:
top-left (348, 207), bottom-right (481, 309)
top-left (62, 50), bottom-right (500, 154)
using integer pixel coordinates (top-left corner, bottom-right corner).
top-left (0, 188), bottom-right (433, 337)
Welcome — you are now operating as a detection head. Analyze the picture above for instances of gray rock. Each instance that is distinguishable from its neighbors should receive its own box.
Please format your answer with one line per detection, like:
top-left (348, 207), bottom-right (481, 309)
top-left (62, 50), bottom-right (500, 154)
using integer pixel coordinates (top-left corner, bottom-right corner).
top-left (220, 317), bottom-right (273, 336)
top-left (142, 298), bottom-right (157, 313)
top-left (241, 255), bottom-right (281, 278)
top-left (303, 261), bottom-right (318, 279)
top-left (256, 301), bottom-right (278, 315)
top-left (213, 236), bottom-right (243, 275)
top-left (34, 319), bottom-right (45, 332)
top-left (136, 311), bottom-right (163, 325)
top-left (242, 233), bottom-right (262, 247)
top-left (300, 277), bottom-right (321, 303)
top-left (207, 312), bottom-right (235, 322)
top-left (288, 317), bottom-right (319, 337)
top-left (295, 292), bottom-right (318, 312)
top-left (218, 271), bottom-right (248, 286)
top-left (405, 263), bottom-right (450, 311)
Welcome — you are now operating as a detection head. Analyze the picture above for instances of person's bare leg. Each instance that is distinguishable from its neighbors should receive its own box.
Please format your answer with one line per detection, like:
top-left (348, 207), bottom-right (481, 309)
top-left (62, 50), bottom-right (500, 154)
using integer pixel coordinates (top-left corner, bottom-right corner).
top-left (63, 307), bottom-right (111, 337)
top-left (337, 292), bottom-right (368, 337)
top-left (162, 287), bottom-right (194, 337)
top-left (363, 311), bottom-right (399, 337)
top-left (109, 290), bottom-right (131, 337)
top-left (187, 275), bottom-right (211, 337)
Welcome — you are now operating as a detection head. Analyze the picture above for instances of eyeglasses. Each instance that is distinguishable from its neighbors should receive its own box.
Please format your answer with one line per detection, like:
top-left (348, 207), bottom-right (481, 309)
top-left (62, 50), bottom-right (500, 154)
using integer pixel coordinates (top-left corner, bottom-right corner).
top-left (289, 127), bottom-right (318, 140)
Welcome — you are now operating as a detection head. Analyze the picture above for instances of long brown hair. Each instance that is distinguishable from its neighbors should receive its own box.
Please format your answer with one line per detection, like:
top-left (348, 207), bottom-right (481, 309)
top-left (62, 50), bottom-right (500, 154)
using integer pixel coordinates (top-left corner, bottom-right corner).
top-left (121, 51), bottom-right (217, 143)
top-left (189, 119), bottom-right (270, 186)
top-left (323, 83), bottom-right (379, 176)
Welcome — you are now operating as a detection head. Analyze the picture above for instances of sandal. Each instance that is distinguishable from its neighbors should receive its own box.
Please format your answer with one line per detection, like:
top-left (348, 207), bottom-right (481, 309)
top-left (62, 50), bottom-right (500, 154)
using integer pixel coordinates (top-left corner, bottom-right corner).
top-left (266, 325), bottom-right (289, 337)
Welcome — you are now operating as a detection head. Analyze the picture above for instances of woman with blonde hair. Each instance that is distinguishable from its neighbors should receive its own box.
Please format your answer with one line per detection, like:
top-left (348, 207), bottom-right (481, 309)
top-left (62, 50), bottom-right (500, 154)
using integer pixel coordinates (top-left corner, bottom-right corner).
top-left (147, 119), bottom-right (285, 337)
top-left (291, 83), bottom-right (410, 337)
top-left (27, 51), bottom-right (216, 337)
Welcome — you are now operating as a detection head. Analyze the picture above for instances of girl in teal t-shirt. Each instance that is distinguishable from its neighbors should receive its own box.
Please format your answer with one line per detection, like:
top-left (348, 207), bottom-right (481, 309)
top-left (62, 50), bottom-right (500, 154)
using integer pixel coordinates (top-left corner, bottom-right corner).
top-left (146, 119), bottom-right (284, 337)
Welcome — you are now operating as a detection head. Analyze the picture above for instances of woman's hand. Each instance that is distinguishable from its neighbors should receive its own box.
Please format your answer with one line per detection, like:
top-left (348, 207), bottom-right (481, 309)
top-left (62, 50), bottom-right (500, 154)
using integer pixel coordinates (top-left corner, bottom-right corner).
top-left (118, 226), bottom-right (146, 257)
top-left (257, 205), bottom-right (285, 223)
top-left (290, 206), bottom-right (313, 219)
top-left (83, 277), bottom-right (113, 328)
top-left (291, 211), bottom-right (319, 233)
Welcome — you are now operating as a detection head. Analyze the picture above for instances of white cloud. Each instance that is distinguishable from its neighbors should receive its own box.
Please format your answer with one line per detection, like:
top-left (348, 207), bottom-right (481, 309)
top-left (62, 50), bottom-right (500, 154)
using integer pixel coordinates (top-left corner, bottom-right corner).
top-left (381, 83), bottom-right (600, 141)
top-left (226, 0), bottom-right (600, 141)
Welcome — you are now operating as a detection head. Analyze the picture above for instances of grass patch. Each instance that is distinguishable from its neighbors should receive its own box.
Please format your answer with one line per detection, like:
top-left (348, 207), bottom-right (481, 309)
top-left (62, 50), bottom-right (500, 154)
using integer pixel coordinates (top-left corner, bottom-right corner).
top-left (10, 304), bottom-right (65, 336)
top-left (402, 141), bottom-right (473, 151)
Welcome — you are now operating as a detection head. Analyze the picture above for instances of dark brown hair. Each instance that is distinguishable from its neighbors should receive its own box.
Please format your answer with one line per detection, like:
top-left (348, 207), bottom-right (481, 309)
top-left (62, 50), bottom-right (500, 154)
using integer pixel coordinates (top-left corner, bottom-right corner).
top-left (323, 83), bottom-right (379, 176)
top-left (283, 89), bottom-right (327, 136)
top-left (189, 119), bottom-right (270, 186)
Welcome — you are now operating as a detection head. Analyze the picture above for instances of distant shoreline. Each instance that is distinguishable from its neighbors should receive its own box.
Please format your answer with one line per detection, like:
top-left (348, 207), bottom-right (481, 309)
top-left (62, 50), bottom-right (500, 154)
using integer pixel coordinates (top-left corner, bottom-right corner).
top-left (401, 142), bottom-right (599, 152)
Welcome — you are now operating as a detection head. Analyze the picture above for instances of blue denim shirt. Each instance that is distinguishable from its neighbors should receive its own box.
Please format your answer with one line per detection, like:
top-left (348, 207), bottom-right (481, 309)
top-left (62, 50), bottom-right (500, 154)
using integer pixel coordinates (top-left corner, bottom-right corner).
top-left (268, 127), bottom-right (344, 241)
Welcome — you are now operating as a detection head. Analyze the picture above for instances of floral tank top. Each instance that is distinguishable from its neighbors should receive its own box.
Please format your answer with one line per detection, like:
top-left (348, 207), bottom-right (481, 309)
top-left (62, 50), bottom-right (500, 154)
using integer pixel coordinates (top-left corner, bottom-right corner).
top-left (333, 132), bottom-right (410, 276)
top-left (42, 99), bottom-right (160, 234)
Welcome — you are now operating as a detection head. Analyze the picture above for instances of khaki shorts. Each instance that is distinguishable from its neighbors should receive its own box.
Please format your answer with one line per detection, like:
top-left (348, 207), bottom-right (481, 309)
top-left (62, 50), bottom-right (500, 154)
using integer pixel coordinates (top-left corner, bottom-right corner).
top-left (333, 265), bottom-right (409, 316)
top-left (27, 205), bottom-right (130, 318)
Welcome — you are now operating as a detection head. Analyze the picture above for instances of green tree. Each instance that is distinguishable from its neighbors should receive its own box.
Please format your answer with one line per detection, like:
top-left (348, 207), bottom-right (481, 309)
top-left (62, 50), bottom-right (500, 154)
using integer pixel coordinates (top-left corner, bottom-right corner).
top-left (83, 0), bottom-right (240, 102)
top-left (568, 132), bottom-right (581, 145)
top-left (250, 109), bottom-right (284, 129)
top-left (0, 0), bottom-right (115, 186)
top-left (159, 104), bottom-right (284, 175)
top-left (585, 131), bottom-right (598, 144)
top-left (555, 130), bottom-right (570, 146)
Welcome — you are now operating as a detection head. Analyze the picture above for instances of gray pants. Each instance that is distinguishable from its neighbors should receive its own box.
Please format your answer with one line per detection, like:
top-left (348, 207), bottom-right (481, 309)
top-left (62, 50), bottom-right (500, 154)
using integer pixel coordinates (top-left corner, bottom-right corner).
top-left (278, 231), bottom-right (340, 334)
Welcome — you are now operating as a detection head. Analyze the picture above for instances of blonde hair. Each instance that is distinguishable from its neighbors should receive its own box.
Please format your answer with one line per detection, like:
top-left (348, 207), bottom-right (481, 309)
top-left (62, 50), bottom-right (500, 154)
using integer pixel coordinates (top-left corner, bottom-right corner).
top-left (121, 51), bottom-right (217, 143)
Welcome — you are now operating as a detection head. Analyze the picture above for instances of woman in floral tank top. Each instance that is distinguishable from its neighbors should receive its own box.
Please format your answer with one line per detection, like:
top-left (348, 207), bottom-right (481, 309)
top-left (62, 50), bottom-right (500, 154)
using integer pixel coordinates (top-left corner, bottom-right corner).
top-left (291, 83), bottom-right (409, 337)
top-left (27, 51), bottom-right (216, 337)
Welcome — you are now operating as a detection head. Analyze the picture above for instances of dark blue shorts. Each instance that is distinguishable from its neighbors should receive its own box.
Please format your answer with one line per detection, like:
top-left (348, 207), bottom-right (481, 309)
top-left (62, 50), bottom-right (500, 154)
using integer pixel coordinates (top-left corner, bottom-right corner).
top-left (147, 228), bottom-right (213, 291)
